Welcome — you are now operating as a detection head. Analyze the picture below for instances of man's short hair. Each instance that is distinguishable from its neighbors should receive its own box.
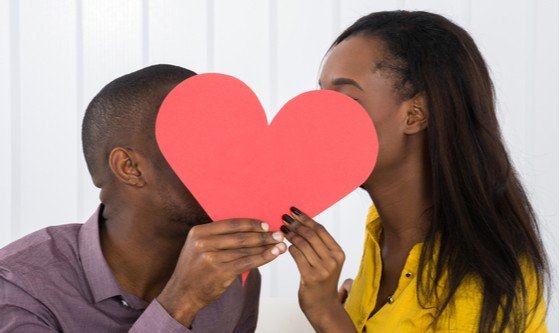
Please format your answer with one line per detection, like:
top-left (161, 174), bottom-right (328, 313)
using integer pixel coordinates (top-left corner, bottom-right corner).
top-left (81, 64), bottom-right (196, 183)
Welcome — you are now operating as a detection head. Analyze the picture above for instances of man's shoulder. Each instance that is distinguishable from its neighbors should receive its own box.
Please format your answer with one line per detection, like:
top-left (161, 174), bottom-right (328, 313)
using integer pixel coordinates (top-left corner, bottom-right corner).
top-left (0, 223), bottom-right (83, 278)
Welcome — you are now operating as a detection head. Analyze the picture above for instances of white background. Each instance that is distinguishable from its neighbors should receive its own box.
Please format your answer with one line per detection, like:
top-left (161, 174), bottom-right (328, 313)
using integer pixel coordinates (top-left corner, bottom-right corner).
top-left (0, 0), bottom-right (558, 331)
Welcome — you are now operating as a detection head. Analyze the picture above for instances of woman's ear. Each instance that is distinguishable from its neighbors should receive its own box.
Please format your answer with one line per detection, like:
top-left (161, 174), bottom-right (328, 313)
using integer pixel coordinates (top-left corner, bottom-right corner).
top-left (403, 93), bottom-right (429, 135)
top-left (108, 147), bottom-right (146, 187)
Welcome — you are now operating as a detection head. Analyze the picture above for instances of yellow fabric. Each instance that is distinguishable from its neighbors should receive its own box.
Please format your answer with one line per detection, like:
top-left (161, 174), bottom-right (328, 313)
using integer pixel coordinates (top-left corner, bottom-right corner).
top-left (344, 204), bottom-right (548, 332)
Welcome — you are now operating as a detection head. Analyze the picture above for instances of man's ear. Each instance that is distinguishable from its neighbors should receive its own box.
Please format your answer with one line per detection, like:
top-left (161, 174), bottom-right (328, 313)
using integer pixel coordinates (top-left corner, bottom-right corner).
top-left (402, 93), bottom-right (429, 135)
top-left (108, 147), bottom-right (146, 187)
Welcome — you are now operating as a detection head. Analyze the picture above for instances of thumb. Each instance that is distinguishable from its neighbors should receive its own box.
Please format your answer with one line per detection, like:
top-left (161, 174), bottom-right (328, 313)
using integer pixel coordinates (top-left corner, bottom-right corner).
top-left (338, 278), bottom-right (354, 304)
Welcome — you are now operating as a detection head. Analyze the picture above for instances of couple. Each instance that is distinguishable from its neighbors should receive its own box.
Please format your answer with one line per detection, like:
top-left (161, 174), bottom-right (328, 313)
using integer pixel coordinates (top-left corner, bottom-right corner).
top-left (0, 11), bottom-right (548, 333)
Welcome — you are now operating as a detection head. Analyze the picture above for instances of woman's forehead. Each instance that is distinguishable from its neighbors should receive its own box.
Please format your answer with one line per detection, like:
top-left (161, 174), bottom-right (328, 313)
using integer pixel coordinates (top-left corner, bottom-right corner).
top-left (320, 36), bottom-right (387, 83)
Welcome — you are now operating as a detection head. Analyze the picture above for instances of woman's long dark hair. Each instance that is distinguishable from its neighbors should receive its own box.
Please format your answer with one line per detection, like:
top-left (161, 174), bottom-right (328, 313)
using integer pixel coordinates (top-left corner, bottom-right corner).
top-left (332, 11), bottom-right (549, 332)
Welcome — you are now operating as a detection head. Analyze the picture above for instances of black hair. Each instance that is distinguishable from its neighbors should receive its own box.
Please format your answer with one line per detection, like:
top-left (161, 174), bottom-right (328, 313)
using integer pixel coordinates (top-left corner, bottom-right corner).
top-left (81, 64), bottom-right (196, 184)
top-left (333, 11), bottom-right (549, 332)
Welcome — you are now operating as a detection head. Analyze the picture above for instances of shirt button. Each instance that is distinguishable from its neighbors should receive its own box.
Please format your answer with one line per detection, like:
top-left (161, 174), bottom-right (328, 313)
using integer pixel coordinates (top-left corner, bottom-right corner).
top-left (121, 299), bottom-right (130, 307)
top-left (386, 296), bottom-right (394, 304)
top-left (405, 271), bottom-right (413, 278)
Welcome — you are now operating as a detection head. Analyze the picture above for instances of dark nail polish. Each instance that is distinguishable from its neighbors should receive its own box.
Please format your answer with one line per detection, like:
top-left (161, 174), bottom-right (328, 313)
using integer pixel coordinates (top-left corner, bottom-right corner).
top-left (280, 225), bottom-right (290, 234)
top-left (290, 206), bottom-right (302, 216)
top-left (282, 214), bottom-right (295, 224)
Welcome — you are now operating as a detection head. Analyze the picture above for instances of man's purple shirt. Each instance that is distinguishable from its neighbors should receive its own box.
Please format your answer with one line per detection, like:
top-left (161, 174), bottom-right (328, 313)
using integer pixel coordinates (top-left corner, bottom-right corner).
top-left (0, 206), bottom-right (261, 332)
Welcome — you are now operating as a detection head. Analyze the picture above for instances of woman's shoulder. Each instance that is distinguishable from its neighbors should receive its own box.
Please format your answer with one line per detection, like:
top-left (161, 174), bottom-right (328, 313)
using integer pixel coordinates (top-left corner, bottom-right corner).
top-left (436, 258), bottom-right (548, 332)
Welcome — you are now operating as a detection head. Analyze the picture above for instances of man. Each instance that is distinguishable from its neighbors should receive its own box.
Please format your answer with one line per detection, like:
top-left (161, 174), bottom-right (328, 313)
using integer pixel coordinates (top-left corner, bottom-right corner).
top-left (0, 65), bottom-right (287, 332)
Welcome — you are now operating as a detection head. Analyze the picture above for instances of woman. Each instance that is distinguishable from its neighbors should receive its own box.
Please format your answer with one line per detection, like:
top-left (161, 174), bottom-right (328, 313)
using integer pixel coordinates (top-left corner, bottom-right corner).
top-left (280, 11), bottom-right (549, 332)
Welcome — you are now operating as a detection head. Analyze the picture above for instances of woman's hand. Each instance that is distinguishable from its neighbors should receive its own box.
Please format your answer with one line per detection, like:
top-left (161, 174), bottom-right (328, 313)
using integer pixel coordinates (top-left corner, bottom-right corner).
top-left (281, 207), bottom-right (356, 333)
top-left (338, 279), bottom-right (354, 304)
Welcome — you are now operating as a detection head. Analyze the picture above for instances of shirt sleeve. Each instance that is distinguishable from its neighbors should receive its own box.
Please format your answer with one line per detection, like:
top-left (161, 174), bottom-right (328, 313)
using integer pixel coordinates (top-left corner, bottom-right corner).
top-left (0, 278), bottom-right (59, 332)
top-left (129, 299), bottom-right (192, 333)
top-left (233, 269), bottom-right (261, 333)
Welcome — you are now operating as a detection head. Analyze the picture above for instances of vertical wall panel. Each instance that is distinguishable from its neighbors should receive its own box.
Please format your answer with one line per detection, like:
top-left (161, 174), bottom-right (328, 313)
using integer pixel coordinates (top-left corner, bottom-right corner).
top-left (532, 1), bottom-right (559, 331)
top-left (471, 1), bottom-right (531, 178)
top-left (340, 0), bottom-right (402, 29)
top-left (276, 0), bottom-right (337, 110)
top-left (332, 190), bottom-right (372, 285)
top-left (17, 0), bottom-right (78, 237)
top-left (0, 0), bottom-right (12, 247)
top-left (8, 0), bottom-right (20, 245)
top-left (79, 0), bottom-right (144, 220)
top-left (213, 0), bottom-right (271, 116)
top-left (403, 0), bottom-right (471, 28)
top-left (147, 1), bottom-right (208, 72)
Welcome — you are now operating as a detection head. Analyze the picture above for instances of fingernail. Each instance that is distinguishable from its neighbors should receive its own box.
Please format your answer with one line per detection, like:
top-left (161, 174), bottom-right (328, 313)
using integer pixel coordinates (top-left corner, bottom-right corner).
top-left (282, 214), bottom-right (295, 224)
top-left (280, 225), bottom-right (290, 234)
top-left (290, 207), bottom-right (302, 216)
top-left (261, 223), bottom-right (269, 232)
top-left (276, 243), bottom-right (287, 252)
top-left (272, 231), bottom-right (284, 242)
top-left (271, 246), bottom-right (280, 256)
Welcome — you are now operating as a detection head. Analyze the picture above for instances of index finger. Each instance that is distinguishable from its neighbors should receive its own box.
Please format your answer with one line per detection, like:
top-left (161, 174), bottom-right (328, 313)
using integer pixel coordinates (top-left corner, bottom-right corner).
top-left (288, 207), bottom-right (342, 252)
top-left (226, 243), bottom-right (284, 273)
top-left (195, 218), bottom-right (270, 236)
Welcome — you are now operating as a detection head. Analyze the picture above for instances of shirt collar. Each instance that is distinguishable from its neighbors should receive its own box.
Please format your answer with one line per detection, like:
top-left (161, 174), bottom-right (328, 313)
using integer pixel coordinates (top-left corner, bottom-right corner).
top-left (365, 203), bottom-right (383, 240)
top-left (79, 204), bottom-right (123, 304)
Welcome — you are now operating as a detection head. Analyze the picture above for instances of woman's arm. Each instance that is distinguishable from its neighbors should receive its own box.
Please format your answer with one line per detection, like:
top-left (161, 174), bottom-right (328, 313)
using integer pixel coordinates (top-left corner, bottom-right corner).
top-left (281, 207), bottom-right (356, 333)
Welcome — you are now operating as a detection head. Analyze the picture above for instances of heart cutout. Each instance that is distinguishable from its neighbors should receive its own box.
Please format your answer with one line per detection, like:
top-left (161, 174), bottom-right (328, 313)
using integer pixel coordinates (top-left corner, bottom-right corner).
top-left (156, 73), bottom-right (378, 231)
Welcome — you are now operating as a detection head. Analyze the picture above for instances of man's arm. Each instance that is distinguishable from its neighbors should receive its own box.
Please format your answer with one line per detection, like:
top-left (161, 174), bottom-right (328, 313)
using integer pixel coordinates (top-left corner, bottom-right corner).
top-left (132, 270), bottom-right (263, 333)
top-left (129, 299), bottom-right (192, 333)
top-left (134, 219), bottom-right (285, 331)
top-left (0, 278), bottom-right (59, 332)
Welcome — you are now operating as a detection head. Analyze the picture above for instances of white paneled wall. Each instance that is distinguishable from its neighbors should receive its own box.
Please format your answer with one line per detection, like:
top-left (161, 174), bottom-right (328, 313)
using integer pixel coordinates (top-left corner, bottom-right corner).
top-left (0, 0), bottom-right (558, 331)
top-left (0, 0), bottom-right (11, 247)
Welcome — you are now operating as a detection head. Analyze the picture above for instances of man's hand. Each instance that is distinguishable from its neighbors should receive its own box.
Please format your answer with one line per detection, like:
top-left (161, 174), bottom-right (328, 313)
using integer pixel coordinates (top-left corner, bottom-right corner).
top-left (157, 219), bottom-right (286, 327)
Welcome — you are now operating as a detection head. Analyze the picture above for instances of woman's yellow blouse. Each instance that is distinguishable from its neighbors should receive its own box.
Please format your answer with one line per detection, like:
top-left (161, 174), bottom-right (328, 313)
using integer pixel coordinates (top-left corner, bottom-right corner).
top-left (344, 205), bottom-right (548, 332)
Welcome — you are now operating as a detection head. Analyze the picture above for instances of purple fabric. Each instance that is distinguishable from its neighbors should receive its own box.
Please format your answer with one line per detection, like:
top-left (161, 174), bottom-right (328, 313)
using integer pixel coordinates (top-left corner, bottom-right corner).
top-left (0, 206), bottom-right (261, 332)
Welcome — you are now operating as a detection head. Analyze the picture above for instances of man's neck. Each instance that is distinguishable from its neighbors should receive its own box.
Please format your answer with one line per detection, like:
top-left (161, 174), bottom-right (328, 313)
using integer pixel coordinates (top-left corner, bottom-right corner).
top-left (99, 205), bottom-right (187, 302)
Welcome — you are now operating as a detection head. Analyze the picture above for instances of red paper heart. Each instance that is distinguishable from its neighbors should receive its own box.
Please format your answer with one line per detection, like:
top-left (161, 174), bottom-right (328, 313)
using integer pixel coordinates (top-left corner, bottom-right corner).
top-left (156, 73), bottom-right (378, 231)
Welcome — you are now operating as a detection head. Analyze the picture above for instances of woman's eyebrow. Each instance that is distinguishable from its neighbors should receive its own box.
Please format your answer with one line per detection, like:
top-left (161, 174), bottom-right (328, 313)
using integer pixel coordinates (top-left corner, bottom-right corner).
top-left (318, 78), bottom-right (364, 91)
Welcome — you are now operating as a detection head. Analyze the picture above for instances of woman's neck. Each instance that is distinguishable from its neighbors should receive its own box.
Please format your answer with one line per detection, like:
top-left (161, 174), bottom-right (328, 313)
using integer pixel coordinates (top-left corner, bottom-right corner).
top-left (362, 153), bottom-right (432, 250)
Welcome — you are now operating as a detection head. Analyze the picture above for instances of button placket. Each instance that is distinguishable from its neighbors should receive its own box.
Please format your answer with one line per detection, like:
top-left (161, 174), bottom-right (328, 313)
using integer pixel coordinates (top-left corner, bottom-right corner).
top-left (385, 269), bottom-right (415, 305)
